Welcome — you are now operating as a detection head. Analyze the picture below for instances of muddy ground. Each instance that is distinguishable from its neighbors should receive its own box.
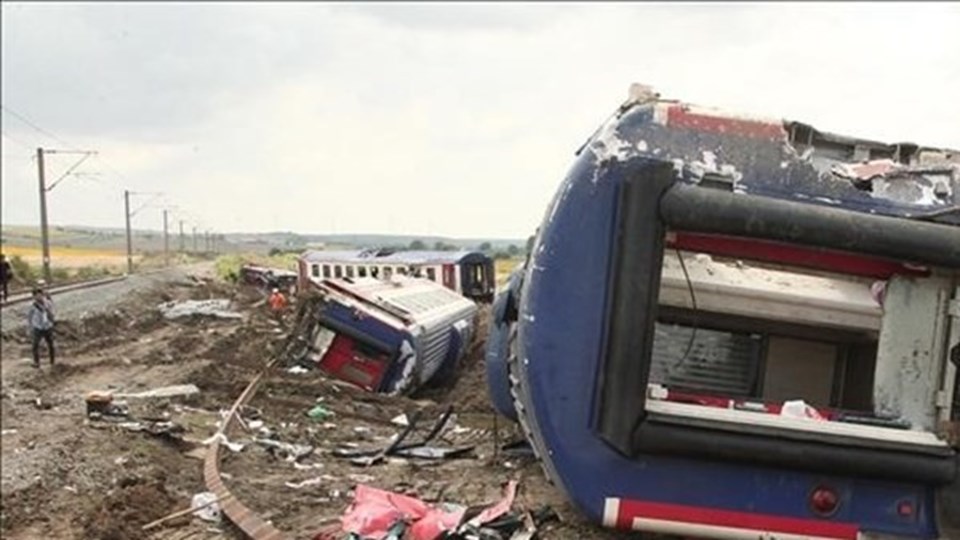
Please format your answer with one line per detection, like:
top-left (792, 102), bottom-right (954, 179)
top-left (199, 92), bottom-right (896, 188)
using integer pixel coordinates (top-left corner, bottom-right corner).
top-left (0, 275), bottom-right (641, 539)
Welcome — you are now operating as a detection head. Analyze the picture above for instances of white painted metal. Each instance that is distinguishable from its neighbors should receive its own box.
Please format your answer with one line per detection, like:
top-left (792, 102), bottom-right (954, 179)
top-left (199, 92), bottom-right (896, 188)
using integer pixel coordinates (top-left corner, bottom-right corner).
top-left (873, 275), bottom-right (953, 432)
top-left (659, 251), bottom-right (881, 331)
top-left (645, 400), bottom-right (949, 450)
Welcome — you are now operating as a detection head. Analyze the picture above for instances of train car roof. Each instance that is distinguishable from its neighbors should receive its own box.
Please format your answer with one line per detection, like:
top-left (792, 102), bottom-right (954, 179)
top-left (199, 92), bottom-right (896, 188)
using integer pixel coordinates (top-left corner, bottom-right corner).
top-left (318, 276), bottom-right (477, 326)
top-left (300, 248), bottom-right (489, 265)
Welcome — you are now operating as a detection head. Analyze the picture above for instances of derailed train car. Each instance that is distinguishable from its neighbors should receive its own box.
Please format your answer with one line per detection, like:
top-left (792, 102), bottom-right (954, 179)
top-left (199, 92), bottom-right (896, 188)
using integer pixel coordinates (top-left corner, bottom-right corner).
top-left (296, 276), bottom-right (478, 395)
top-left (486, 84), bottom-right (960, 539)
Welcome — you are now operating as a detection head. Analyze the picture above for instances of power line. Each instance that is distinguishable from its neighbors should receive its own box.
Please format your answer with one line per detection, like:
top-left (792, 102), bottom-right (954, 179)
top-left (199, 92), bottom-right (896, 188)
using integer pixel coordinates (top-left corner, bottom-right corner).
top-left (2, 103), bottom-right (221, 240)
top-left (0, 128), bottom-right (37, 151)
top-left (1, 104), bottom-right (75, 149)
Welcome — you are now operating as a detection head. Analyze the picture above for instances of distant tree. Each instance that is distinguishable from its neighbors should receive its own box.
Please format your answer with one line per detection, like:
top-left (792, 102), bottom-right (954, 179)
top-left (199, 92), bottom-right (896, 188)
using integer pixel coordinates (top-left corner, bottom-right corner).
top-left (478, 241), bottom-right (492, 252)
top-left (409, 240), bottom-right (426, 250)
top-left (507, 244), bottom-right (520, 257)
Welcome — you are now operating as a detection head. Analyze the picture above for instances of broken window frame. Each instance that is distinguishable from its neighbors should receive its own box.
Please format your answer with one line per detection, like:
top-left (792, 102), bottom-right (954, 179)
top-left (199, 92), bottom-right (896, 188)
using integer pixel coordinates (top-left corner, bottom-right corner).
top-left (595, 165), bottom-right (958, 458)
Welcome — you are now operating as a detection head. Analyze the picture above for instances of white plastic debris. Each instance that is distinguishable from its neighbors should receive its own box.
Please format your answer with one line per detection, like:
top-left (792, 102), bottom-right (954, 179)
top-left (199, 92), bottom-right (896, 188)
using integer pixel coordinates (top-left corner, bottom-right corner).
top-left (285, 477), bottom-right (325, 489)
top-left (202, 432), bottom-right (245, 453)
top-left (191, 491), bottom-right (222, 523)
top-left (248, 420), bottom-right (264, 430)
top-left (158, 299), bottom-right (243, 320)
top-left (780, 400), bottom-right (825, 420)
top-left (287, 366), bottom-right (309, 375)
top-left (390, 414), bottom-right (409, 427)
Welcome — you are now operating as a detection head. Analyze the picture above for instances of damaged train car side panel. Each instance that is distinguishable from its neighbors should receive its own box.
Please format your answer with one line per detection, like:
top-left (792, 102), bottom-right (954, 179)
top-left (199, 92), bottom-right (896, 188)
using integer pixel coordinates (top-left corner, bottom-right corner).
top-left (487, 84), bottom-right (960, 540)
top-left (296, 276), bottom-right (478, 395)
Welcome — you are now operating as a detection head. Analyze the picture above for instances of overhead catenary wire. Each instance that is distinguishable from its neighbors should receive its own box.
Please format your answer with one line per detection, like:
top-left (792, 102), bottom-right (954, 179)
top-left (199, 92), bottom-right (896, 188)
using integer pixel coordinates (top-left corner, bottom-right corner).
top-left (3, 102), bottom-right (221, 244)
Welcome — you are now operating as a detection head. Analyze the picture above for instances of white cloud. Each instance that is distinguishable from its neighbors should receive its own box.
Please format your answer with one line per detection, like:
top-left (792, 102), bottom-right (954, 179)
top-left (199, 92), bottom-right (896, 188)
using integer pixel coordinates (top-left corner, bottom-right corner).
top-left (3, 2), bottom-right (959, 238)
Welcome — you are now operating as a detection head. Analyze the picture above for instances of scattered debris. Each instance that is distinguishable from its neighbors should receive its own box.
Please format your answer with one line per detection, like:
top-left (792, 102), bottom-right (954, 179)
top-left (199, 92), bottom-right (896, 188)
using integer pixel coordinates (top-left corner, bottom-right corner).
top-left (338, 481), bottom-right (519, 540)
top-left (115, 384), bottom-right (200, 399)
top-left (190, 492), bottom-right (223, 523)
top-left (391, 414), bottom-right (410, 427)
top-left (307, 404), bottom-right (335, 420)
top-left (255, 438), bottom-right (314, 462)
top-left (117, 420), bottom-right (186, 441)
top-left (202, 432), bottom-right (245, 453)
top-left (157, 299), bottom-right (243, 320)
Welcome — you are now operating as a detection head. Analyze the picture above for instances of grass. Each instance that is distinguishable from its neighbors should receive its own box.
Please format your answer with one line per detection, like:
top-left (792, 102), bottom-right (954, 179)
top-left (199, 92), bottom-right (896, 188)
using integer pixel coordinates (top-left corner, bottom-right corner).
top-left (494, 258), bottom-right (523, 286)
top-left (214, 253), bottom-right (300, 282)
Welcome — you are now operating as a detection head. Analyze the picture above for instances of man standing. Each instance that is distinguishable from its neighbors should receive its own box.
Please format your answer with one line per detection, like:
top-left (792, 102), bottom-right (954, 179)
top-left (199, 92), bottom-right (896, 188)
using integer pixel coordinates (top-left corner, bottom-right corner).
top-left (27, 287), bottom-right (56, 367)
top-left (0, 254), bottom-right (12, 302)
top-left (268, 287), bottom-right (288, 324)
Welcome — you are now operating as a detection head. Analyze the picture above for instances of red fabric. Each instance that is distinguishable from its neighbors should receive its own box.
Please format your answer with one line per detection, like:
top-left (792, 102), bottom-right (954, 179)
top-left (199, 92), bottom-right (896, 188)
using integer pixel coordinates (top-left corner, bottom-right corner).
top-left (338, 481), bottom-right (518, 540)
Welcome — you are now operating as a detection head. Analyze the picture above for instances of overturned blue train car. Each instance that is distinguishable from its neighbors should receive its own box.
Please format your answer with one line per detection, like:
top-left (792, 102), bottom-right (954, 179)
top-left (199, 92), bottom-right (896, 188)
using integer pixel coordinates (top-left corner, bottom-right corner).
top-left (298, 276), bottom-right (478, 395)
top-left (486, 84), bottom-right (960, 539)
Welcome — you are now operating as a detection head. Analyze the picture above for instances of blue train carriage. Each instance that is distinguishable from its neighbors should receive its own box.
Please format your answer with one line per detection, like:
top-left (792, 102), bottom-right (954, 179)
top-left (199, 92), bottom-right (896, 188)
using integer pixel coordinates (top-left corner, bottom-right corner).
top-left (300, 275), bottom-right (478, 395)
top-left (487, 84), bottom-right (960, 539)
top-left (297, 248), bottom-right (495, 303)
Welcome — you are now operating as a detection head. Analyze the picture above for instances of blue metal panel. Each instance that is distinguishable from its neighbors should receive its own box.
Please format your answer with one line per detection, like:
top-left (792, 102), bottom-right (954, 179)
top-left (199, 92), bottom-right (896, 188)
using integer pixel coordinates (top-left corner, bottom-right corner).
top-left (485, 265), bottom-right (524, 421)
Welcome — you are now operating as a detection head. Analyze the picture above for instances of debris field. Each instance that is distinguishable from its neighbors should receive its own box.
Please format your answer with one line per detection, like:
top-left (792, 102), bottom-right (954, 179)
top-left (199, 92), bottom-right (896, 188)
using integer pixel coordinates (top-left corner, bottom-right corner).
top-left (0, 273), bottom-right (638, 539)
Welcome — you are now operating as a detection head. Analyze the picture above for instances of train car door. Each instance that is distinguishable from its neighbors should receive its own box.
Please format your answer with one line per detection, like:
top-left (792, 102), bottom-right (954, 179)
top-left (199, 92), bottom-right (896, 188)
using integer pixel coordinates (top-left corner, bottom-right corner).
top-left (442, 264), bottom-right (456, 291)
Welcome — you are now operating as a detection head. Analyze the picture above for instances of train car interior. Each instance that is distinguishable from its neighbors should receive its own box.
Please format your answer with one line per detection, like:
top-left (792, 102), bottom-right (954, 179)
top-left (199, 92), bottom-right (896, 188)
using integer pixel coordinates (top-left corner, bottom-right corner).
top-left (640, 242), bottom-right (957, 450)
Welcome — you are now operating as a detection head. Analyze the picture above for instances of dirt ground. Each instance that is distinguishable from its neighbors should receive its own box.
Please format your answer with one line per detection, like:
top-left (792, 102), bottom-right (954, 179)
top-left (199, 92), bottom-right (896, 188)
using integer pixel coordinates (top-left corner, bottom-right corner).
top-left (0, 275), bottom-right (638, 540)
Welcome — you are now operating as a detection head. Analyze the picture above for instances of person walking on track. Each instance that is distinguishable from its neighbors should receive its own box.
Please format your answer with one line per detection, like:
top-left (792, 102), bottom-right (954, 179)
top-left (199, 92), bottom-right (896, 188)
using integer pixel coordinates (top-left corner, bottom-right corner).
top-left (27, 287), bottom-right (56, 368)
top-left (0, 254), bottom-right (12, 302)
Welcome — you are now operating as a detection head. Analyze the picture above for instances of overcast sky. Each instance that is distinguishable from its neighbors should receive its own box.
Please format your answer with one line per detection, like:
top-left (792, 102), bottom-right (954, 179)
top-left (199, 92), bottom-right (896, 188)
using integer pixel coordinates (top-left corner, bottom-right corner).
top-left (2, 2), bottom-right (958, 238)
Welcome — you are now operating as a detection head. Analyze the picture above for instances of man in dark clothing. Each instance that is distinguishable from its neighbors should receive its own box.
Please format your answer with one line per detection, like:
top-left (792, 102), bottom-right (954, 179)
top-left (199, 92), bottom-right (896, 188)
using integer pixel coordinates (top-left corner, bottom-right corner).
top-left (27, 288), bottom-right (55, 367)
top-left (0, 254), bottom-right (12, 302)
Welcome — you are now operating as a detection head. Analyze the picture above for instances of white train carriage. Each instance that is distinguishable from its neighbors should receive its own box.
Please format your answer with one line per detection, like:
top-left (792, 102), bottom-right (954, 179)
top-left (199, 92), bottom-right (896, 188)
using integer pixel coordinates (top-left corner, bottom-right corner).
top-left (297, 247), bottom-right (495, 302)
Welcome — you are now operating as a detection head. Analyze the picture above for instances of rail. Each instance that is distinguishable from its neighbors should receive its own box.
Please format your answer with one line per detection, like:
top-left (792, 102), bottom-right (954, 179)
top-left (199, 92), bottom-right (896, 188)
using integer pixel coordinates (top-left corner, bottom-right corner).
top-left (2, 275), bottom-right (128, 307)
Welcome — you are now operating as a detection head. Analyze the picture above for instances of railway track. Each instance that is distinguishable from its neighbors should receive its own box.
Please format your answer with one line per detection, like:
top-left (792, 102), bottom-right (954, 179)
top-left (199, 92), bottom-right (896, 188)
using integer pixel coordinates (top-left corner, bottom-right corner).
top-left (2, 275), bottom-right (128, 307)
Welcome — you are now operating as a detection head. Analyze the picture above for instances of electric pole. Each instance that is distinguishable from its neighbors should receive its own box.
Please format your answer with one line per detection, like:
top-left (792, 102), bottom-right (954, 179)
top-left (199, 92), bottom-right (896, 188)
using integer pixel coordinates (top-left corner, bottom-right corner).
top-left (124, 190), bottom-right (133, 274)
top-left (35, 148), bottom-right (97, 283)
top-left (36, 148), bottom-right (51, 283)
top-left (179, 220), bottom-right (185, 253)
top-left (163, 209), bottom-right (169, 266)
top-left (192, 226), bottom-right (198, 252)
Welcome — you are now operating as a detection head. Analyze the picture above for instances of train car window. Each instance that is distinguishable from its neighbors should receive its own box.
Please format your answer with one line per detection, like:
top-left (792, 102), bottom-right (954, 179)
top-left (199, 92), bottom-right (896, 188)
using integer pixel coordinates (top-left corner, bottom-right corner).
top-left (322, 265), bottom-right (331, 278)
top-left (358, 267), bottom-right (367, 278)
top-left (398, 267), bottom-right (407, 275)
top-left (334, 265), bottom-right (343, 278)
top-left (311, 264), bottom-right (320, 278)
top-left (371, 267), bottom-right (380, 278)
top-left (426, 268), bottom-right (437, 281)
top-left (345, 266), bottom-right (355, 278)
top-left (384, 267), bottom-right (393, 279)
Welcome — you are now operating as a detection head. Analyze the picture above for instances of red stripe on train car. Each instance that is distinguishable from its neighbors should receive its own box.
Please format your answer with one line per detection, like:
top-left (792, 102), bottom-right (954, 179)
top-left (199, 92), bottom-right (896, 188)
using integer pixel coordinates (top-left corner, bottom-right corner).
top-left (666, 105), bottom-right (786, 139)
top-left (614, 498), bottom-right (859, 539)
top-left (668, 232), bottom-right (930, 279)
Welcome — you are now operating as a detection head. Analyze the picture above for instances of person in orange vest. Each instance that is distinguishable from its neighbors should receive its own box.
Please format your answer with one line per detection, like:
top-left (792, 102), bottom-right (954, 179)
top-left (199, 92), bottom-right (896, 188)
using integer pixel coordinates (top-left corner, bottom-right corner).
top-left (268, 287), bottom-right (288, 324)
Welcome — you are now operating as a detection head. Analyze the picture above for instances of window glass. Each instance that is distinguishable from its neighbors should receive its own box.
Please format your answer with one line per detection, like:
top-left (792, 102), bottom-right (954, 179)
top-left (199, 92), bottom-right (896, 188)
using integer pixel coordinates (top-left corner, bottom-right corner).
top-left (323, 265), bottom-right (331, 278)
top-left (426, 268), bottom-right (436, 281)
top-left (311, 264), bottom-right (320, 277)
top-left (335, 265), bottom-right (343, 278)
top-left (346, 266), bottom-right (355, 278)
top-left (358, 266), bottom-right (367, 277)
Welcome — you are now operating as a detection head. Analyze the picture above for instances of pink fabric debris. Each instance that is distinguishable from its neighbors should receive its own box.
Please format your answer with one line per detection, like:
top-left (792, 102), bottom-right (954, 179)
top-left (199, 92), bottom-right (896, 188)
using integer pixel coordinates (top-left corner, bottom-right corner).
top-left (339, 481), bottom-right (519, 540)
